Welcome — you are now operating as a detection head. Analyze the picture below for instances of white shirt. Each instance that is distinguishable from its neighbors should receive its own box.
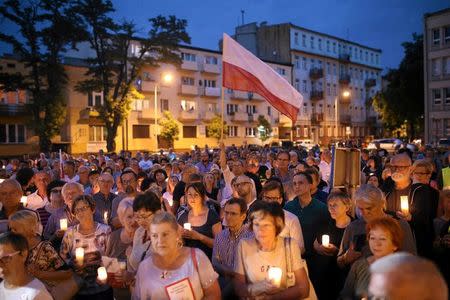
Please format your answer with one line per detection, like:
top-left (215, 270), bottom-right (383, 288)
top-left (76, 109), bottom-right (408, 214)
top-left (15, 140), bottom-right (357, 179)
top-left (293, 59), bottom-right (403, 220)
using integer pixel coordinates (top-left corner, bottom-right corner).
top-left (280, 210), bottom-right (305, 254)
top-left (26, 191), bottom-right (48, 210)
top-left (318, 160), bottom-right (331, 183)
top-left (139, 159), bottom-right (153, 171)
top-left (0, 278), bottom-right (53, 300)
top-left (63, 174), bottom-right (79, 183)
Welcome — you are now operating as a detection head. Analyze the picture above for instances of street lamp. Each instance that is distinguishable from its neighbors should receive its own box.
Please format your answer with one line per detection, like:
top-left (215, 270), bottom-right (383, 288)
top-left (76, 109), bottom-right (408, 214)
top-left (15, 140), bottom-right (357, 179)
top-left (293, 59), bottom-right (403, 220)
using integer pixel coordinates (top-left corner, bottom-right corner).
top-left (335, 89), bottom-right (351, 139)
top-left (154, 72), bottom-right (173, 138)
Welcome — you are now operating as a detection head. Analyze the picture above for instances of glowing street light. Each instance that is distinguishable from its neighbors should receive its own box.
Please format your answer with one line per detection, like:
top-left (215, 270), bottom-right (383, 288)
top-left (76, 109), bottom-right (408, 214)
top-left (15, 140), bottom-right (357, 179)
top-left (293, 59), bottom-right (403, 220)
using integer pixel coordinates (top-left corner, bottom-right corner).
top-left (335, 89), bottom-right (351, 138)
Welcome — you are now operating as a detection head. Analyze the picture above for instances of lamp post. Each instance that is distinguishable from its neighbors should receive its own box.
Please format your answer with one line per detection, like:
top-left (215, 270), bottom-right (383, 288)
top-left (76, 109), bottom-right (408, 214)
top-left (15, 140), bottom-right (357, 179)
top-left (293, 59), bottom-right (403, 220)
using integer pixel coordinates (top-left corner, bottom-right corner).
top-left (154, 73), bottom-right (173, 138)
top-left (335, 89), bottom-right (350, 140)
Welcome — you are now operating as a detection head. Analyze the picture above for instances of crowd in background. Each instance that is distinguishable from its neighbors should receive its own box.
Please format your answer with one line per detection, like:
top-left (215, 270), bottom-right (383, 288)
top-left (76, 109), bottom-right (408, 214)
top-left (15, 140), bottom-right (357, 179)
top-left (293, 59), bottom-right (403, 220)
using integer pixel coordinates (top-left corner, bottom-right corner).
top-left (0, 141), bottom-right (448, 300)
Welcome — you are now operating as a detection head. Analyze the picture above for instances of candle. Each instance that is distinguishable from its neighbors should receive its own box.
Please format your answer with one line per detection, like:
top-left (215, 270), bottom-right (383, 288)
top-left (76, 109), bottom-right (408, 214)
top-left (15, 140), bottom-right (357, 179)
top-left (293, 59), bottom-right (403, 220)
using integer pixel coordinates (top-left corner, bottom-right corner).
top-left (183, 223), bottom-right (191, 230)
top-left (103, 211), bottom-right (108, 224)
top-left (322, 235), bottom-right (330, 247)
top-left (267, 267), bottom-right (282, 288)
top-left (97, 266), bottom-right (108, 282)
top-left (400, 196), bottom-right (409, 214)
top-left (60, 219), bottom-right (68, 231)
top-left (20, 196), bottom-right (27, 207)
top-left (119, 261), bottom-right (127, 271)
top-left (75, 247), bottom-right (84, 265)
top-left (0, 179), bottom-right (4, 184)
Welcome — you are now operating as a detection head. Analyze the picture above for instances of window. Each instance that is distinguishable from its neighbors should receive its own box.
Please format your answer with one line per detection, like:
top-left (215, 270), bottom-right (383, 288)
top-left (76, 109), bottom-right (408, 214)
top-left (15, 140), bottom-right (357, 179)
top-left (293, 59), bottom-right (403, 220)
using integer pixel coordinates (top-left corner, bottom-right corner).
top-left (160, 99), bottom-right (169, 112)
top-left (303, 103), bottom-right (307, 114)
top-left (303, 127), bottom-right (308, 137)
top-left (432, 59), bottom-right (441, 76)
top-left (327, 83), bottom-right (331, 96)
top-left (445, 26), bottom-right (450, 44)
top-left (445, 87), bottom-right (450, 105)
top-left (89, 126), bottom-right (106, 142)
top-left (310, 36), bottom-right (314, 49)
top-left (88, 92), bottom-right (103, 107)
top-left (226, 104), bottom-right (238, 115)
top-left (349, 46), bottom-right (352, 58)
top-left (302, 80), bottom-right (307, 92)
top-left (228, 126), bottom-right (238, 137)
top-left (432, 29), bottom-right (440, 46)
top-left (444, 57), bottom-right (450, 75)
top-left (326, 40), bottom-right (330, 52)
top-left (181, 52), bottom-right (196, 62)
top-left (181, 100), bottom-right (196, 111)
top-left (433, 89), bottom-right (442, 105)
top-left (319, 127), bottom-right (324, 137)
top-left (207, 103), bottom-right (217, 112)
top-left (333, 42), bottom-right (336, 53)
top-left (302, 57), bottom-right (307, 70)
top-left (302, 34), bottom-right (306, 47)
top-left (205, 56), bottom-right (218, 64)
top-left (333, 64), bottom-right (337, 76)
top-left (295, 79), bottom-right (300, 91)
top-left (294, 32), bottom-right (299, 45)
top-left (246, 105), bottom-right (256, 114)
top-left (326, 62), bottom-right (330, 74)
top-left (359, 49), bottom-right (362, 59)
top-left (245, 127), bottom-right (256, 137)
top-left (0, 124), bottom-right (25, 144)
top-left (132, 99), bottom-right (150, 111)
top-left (295, 56), bottom-right (300, 69)
top-left (133, 125), bottom-right (150, 139)
top-left (181, 77), bottom-right (195, 86)
top-left (318, 38), bottom-right (322, 50)
top-left (333, 84), bottom-right (337, 96)
top-left (365, 51), bottom-right (368, 61)
top-left (276, 68), bottom-right (286, 76)
top-left (267, 106), bottom-right (271, 116)
top-left (6, 63), bottom-right (15, 68)
top-left (203, 79), bottom-right (216, 87)
top-left (370, 53), bottom-right (374, 63)
top-left (183, 126), bottom-right (197, 138)
top-left (375, 54), bottom-right (379, 65)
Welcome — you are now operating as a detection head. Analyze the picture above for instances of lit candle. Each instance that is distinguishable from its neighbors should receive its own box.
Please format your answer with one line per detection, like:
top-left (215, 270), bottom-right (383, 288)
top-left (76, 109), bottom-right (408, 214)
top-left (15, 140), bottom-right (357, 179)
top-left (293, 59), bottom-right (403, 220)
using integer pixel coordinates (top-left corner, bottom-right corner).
top-left (20, 196), bottom-right (27, 207)
top-left (0, 179), bottom-right (4, 184)
top-left (103, 211), bottom-right (108, 224)
top-left (119, 261), bottom-right (127, 271)
top-left (267, 267), bottom-right (282, 288)
top-left (75, 247), bottom-right (84, 265)
top-left (322, 235), bottom-right (330, 247)
top-left (183, 223), bottom-right (191, 230)
top-left (400, 196), bottom-right (409, 214)
top-left (97, 266), bottom-right (108, 282)
top-left (60, 218), bottom-right (68, 231)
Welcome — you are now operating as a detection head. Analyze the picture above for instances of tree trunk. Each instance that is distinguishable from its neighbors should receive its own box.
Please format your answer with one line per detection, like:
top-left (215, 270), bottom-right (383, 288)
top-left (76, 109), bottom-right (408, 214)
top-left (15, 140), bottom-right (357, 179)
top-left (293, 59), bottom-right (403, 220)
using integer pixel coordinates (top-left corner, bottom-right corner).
top-left (106, 125), bottom-right (117, 153)
top-left (39, 130), bottom-right (52, 153)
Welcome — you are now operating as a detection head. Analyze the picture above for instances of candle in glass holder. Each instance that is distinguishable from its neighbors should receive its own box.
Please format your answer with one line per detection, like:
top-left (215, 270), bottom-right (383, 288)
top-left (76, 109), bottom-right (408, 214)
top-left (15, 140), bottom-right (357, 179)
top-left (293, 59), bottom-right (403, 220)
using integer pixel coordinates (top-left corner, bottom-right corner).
top-left (183, 223), bottom-right (191, 230)
top-left (59, 218), bottom-right (68, 231)
top-left (322, 235), bottom-right (330, 247)
top-left (103, 211), bottom-right (108, 224)
top-left (97, 266), bottom-right (108, 282)
top-left (400, 196), bottom-right (409, 214)
top-left (267, 267), bottom-right (282, 288)
top-left (20, 196), bottom-right (27, 207)
top-left (75, 247), bottom-right (84, 265)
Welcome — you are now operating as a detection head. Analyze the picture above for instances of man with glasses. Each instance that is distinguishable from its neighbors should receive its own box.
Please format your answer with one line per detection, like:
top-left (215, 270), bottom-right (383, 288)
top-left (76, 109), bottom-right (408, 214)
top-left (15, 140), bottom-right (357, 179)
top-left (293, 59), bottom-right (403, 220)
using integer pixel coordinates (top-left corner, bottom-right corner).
top-left (268, 151), bottom-right (295, 200)
top-left (0, 232), bottom-right (52, 299)
top-left (212, 197), bottom-right (253, 298)
top-left (234, 175), bottom-right (258, 216)
top-left (93, 173), bottom-right (115, 225)
top-left (110, 170), bottom-right (139, 228)
top-left (382, 153), bottom-right (413, 213)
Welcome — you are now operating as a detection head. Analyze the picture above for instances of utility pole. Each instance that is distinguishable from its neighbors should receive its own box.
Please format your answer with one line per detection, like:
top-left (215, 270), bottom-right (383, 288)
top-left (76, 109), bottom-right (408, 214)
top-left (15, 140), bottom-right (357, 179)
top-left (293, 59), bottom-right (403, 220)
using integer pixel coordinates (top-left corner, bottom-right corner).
top-left (241, 10), bottom-right (245, 25)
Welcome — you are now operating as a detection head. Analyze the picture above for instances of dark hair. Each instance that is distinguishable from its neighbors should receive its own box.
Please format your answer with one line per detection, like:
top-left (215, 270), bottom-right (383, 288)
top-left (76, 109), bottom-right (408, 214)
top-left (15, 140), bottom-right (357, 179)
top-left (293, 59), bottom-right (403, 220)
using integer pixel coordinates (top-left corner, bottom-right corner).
top-left (225, 197), bottom-right (247, 214)
top-left (71, 194), bottom-right (96, 214)
top-left (133, 191), bottom-right (161, 212)
top-left (304, 167), bottom-right (320, 182)
top-left (64, 160), bottom-right (76, 168)
top-left (88, 170), bottom-right (100, 177)
top-left (185, 182), bottom-right (207, 200)
top-left (120, 170), bottom-right (138, 182)
top-left (188, 173), bottom-right (203, 183)
top-left (294, 171), bottom-right (313, 184)
top-left (261, 179), bottom-right (286, 206)
top-left (276, 150), bottom-right (290, 160)
top-left (46, 180), bottom-right (66, 198)
top-left (153, 169), bottom-right (168, 181)
top-left (249, 201), bottom-right (285, 236)
top-left (15, 167), bottom-right (34, 187)
top-left (0, 231), bottom-right (28, 253)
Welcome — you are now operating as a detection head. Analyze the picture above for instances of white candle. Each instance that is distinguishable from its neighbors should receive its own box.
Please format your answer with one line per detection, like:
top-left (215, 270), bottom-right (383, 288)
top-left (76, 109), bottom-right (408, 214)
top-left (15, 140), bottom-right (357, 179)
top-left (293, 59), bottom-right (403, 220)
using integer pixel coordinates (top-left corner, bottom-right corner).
top-left (0, 179), bottom-right (4, 184)
top-left (97, 266), bottom-right (108, 282)
top-left (183, 223), bottom-right (191, 230)
top-left (20, 196), bottom-right (27, 207)
top-left (75, 247), bottom-right (84, 265)
top-left (267, 267), bottom-right (282, 288)
top-left (322, 235), bottom-right (330, 247)
top-left (119, 261), bottom-right (127, 271)
top-left (103, 211), bottom-right (108, 224)
top-left (60, 219), bottom-right (68, 231)
top-left (400, 196), bottom-right (409, 214)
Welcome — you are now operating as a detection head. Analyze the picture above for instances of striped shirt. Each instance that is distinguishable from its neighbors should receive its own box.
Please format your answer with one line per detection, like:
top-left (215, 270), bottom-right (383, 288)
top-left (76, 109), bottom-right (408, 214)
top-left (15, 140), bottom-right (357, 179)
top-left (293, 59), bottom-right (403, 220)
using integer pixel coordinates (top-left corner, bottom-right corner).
top-left (212, 225), bottom-right (254, 270)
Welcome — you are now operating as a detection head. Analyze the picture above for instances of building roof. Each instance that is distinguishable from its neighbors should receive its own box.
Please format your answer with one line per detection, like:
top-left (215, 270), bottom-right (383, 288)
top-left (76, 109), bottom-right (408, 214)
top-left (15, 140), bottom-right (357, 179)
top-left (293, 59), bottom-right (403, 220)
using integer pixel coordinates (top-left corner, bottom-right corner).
top-left (424, 7), bottom-right (450, 18)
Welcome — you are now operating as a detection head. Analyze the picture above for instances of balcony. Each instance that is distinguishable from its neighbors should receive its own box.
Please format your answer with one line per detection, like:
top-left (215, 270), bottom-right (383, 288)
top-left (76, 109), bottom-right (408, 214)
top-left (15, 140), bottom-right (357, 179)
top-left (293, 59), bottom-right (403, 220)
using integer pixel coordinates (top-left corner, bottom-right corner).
top-left (230, 111), bottom-right (248, 122)
top-left (339, 74), bottom-right (351, 85)
top-left (310, 90), bottom-right (324, 101)
top-left (231, 90), bottom-right (250, 100)
top-left (140, 80), bottom-right (157, 92)
top-left (203, 63), bottom-right (220, 74)
top-left (340, 114), bottom-right (351, 125)
top-left (179, 109), bottom-right (199, 121)
top-left (339, 53), bottom-right (351, 62)
top-left (311, 112), bottom-right (324, 125)
top-left (309, 68), bottom-right (324, 80)
top-left (365, 78), bottom-right (376, 88)
top-left (0, 104), bottom-right (28, 116)
top-left (181, 60), bottom-right (198, 71)
top-left (180, 85), bottom-right (198, 96)
top-left (248, 114), bottom-right (256, 122)
top-left (204, 87), bottom-right (221, 98)
top-left (279, 114), bottom-right (292, 125)
top-left (79, 107), bottom-right (103, 124)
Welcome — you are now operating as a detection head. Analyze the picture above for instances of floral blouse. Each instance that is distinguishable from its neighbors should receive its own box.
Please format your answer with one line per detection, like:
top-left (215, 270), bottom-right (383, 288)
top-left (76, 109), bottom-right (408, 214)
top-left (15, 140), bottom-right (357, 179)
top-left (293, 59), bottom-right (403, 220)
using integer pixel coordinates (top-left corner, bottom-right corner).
top-left (26, 240), bottom-right (65, 287)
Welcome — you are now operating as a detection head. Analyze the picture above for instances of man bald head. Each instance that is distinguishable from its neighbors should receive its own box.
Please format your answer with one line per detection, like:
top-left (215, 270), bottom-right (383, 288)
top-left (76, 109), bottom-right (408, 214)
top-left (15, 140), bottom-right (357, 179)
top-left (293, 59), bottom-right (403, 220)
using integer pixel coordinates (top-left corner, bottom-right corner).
top-left (369, 252), bottom-right (448, 300)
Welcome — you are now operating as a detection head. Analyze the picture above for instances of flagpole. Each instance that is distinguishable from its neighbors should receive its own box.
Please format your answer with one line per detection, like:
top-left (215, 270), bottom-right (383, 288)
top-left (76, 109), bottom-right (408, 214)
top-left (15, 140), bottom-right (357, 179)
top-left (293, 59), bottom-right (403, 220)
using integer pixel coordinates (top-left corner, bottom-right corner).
top-left (221, 86), bottom-right (224, 142)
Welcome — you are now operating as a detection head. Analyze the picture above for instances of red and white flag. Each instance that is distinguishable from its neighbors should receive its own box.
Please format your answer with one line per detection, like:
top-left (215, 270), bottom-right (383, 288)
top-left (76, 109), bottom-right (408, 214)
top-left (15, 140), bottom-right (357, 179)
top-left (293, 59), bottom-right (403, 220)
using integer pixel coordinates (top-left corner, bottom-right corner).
top-left (222, 33), bottom-right (302, 123)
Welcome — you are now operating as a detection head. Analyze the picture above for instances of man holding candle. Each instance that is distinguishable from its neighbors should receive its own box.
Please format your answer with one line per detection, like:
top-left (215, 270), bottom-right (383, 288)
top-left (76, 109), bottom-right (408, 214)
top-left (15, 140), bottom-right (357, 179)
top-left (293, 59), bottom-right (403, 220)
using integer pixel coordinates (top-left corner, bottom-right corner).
top-left (93, 173), bottom-right (115, 226)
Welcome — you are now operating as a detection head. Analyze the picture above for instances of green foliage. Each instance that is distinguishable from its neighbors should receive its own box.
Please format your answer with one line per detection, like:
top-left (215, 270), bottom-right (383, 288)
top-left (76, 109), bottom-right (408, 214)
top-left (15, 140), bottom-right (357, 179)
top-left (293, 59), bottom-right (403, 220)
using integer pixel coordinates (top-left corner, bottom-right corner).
top-left (257, 115), bottom-right (272, 142)
top-left (74, 0), bottom-right (190, 152)
top-left (207, 115), bottom-right (227, 142)
top-left (371, 33), bottom-right (424, 139)
top-left (159, 111), bottom-right (179, 147)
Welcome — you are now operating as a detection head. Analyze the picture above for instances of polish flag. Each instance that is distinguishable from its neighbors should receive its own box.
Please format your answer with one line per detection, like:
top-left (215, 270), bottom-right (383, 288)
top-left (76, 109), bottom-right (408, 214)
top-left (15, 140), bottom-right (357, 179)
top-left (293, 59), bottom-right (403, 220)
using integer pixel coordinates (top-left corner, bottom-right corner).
top-left (222, 33), bottom-right (302, 123)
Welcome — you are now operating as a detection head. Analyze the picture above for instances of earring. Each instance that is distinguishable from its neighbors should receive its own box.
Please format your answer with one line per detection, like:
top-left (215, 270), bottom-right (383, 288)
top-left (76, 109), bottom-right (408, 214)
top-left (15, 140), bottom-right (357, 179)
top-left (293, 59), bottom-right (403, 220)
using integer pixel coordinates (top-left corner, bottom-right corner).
top-left (176, 238), bottom-right (183, 249)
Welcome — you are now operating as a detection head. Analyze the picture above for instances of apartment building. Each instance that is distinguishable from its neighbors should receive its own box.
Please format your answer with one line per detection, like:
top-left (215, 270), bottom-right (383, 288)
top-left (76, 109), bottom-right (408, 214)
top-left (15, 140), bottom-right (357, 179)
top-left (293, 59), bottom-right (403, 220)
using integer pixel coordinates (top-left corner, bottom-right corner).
top-left (424, 8), bottom-right (450, 144)
top-left (234, 22), bottom-right (383, 144)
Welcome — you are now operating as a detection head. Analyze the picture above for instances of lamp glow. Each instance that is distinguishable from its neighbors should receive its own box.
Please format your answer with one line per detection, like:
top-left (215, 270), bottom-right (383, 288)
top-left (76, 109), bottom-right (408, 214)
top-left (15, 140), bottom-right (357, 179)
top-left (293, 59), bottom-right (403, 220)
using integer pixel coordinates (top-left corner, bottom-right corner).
top-left (267, 267), bottom-right (282, 288)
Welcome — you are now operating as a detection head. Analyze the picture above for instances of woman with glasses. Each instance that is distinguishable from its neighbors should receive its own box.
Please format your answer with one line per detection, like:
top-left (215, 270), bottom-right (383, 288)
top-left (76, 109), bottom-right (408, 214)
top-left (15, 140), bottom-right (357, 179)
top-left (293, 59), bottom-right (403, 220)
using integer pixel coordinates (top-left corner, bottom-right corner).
top-left (60, 194), bottom-right (113, 300)
top-left (36, 180), bottom-right (66, 229)
top-left (128, 191), bottom-right (162, 272)
top-left (177, 182), bottom-right (221, 259)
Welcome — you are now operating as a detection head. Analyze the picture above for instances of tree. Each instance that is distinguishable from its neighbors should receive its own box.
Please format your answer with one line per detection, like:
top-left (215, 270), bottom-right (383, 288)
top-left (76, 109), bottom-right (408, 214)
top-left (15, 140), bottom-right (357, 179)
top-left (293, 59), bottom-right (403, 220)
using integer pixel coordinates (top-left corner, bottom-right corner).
top-left (257, 115), bottom-right (272, 143)
top-left (0, 0), bottom-right (85, 152)
top-left (159, 111), bottom-right (179, 148)
top-left (207, 115), bottom-right (227, 143)
top-left (372, 33), bottom-right (423, 140)
top-left (74, 0), bottom-right (190, 152)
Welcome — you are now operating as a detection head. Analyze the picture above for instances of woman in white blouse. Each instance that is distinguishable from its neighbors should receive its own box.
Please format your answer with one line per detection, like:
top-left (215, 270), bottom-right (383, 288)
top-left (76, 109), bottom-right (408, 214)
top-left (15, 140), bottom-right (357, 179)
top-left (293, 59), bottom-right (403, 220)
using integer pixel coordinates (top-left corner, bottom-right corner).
top-left (133, 212), bottom-right (221, 300)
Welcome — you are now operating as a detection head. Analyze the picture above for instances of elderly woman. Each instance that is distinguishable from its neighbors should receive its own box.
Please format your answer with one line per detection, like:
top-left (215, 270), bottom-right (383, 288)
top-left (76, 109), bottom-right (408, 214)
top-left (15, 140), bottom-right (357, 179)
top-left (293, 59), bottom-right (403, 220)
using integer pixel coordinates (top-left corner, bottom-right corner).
top-left (234, 201), bottom-right (311, 299)
top-left (133, 212), bottom-right (221, 299)
top-left (177, 182), bottom-right (221, 259)
top-left (337, 184), bottom-right (416, 269)
top-left (153, 169), bottom-right (168, 194)
top-left (128, 191), bottom-right (162, 272)
top-left (340, 217), bottom-right (403, 299)
top-left (60, 195), bottom-right (112, 299)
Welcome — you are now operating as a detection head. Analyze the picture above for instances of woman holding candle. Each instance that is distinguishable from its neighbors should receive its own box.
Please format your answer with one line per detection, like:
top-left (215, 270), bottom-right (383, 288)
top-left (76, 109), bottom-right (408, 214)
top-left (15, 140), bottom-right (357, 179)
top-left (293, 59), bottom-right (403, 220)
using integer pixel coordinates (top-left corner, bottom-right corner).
top-left (60, 194), bottom-right (113, 299)
top-left (177, 182), bottom-right (221, 259)
top-left (340, 216), bottom-right (403, 299)
top-left (133, 212), bottom-right (221, 299)
top-left (234, 201), bottom-right (312, 300)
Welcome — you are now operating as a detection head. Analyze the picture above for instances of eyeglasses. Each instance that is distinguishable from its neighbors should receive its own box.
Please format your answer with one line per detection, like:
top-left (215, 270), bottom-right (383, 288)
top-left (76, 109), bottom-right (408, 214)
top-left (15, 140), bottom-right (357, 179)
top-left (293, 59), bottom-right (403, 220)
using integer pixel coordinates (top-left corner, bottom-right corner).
top-left (413, 172), bottom-right (430, 175)
top-left (0, 251), bottom-right (20, 264)
top-left (74, 205), bottom-right (91, 214)
top-left (263, 196), bottom-right (282, 202)
top-left (135, 212), bottom-right (153, 220)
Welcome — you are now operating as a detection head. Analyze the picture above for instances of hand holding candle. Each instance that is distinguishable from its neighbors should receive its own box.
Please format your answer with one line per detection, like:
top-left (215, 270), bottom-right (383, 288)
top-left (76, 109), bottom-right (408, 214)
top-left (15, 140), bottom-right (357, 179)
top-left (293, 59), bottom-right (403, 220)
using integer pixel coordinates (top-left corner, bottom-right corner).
top-left (97, 266), bottom-right (108, 283)
top-left (322, 235), bottom-right (330, 248)
top-left (400, 196), bottom-right (409, 215)
top-left (267, 267), bottom-right (282, 288)
top-left (183, 223), bottom-right (191, 230)
top-left (103, 211), bottom-right (108, 224)
top-left (20, 196), bottom-right (27, 207)
top-left (60, 218), bottom-right (68, 231)
top-left (75, 247), bottom-right (84, 265)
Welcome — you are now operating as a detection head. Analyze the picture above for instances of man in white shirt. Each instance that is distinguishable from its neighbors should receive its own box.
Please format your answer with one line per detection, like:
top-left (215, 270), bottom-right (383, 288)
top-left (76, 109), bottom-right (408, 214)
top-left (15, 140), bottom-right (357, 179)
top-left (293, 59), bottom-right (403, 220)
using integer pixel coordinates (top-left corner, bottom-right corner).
top-left (63, 160), bottom-right (79, 183)
top-left (138, 152), bottom-right (153, 171)
top-left (26, 171), bottom-right (50, 210)
top-left (318, 149), bottom-right (332, 185)
top-left (0, 232), bottom-right (52, 300)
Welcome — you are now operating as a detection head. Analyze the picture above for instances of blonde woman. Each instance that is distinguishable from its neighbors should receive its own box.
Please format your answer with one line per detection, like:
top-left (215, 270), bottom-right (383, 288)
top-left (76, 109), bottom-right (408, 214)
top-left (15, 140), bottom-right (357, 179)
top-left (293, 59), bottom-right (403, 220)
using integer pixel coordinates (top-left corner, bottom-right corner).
top-left (133, 212), bottom-right (220, 299)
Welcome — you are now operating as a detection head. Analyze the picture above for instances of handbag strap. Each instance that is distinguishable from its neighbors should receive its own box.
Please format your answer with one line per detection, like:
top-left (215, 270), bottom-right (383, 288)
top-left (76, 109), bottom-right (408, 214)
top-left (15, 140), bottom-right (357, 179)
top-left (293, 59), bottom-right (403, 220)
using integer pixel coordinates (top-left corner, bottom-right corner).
top-left (191, 247), bottom-right (199, 273)
top-left (284, 237), bottom-right (292, 274)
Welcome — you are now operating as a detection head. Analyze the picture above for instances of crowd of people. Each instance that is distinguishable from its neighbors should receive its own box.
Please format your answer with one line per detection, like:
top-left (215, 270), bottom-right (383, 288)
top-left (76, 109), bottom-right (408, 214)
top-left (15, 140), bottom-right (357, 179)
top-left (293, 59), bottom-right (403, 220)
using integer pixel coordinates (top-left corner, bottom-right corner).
top-left (0, 142), bottom-right (448, 300)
